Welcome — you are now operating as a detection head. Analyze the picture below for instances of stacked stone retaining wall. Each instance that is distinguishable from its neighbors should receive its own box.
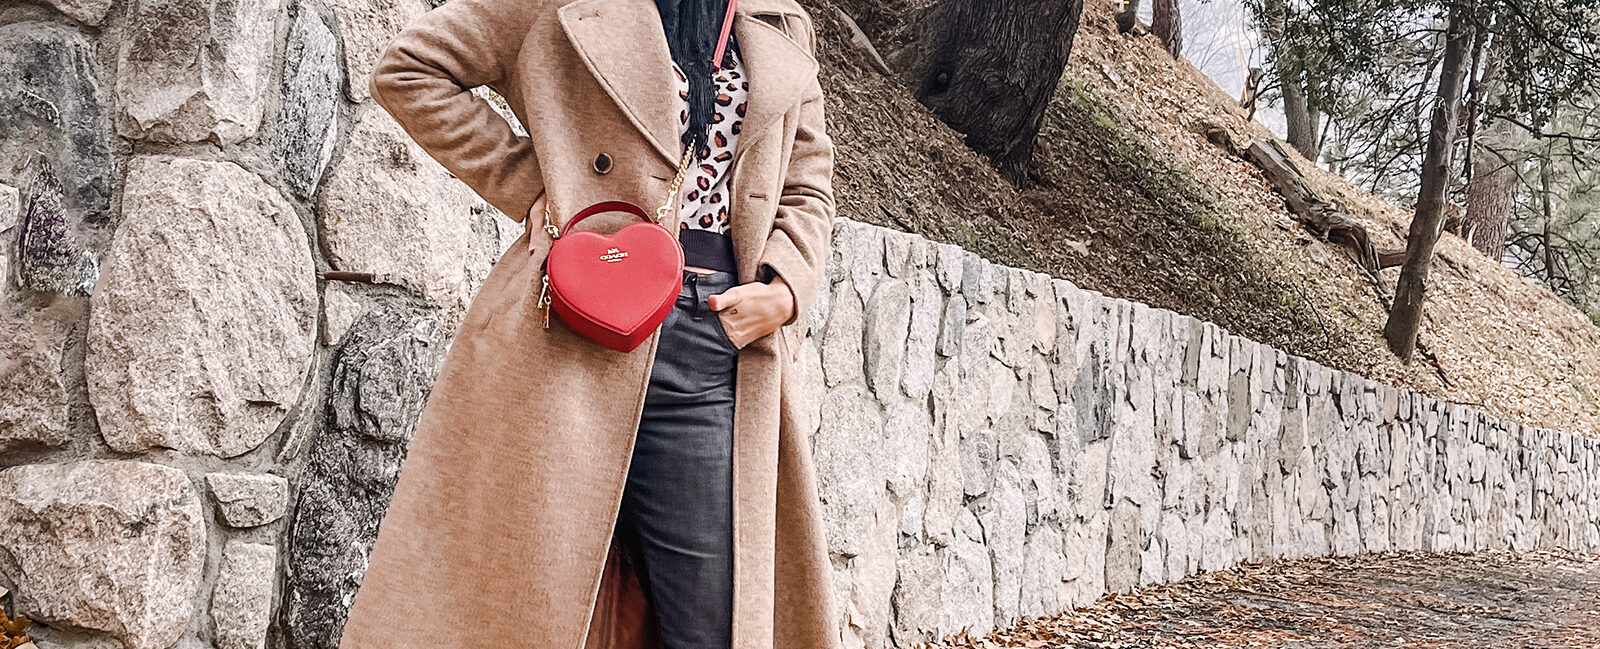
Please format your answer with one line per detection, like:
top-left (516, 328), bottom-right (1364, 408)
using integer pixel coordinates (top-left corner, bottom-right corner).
top-left (801, 218), bottom-right (1600, 647)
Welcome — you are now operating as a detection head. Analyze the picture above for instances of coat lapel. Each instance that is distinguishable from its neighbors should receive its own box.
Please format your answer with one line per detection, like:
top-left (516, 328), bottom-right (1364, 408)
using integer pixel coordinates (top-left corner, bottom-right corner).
top-left (728, 2), bottom-right (820, 279)
top-left (558, 0), bottom-right (682, 165)
top-left (730, 2), bottom-right (819, 160)
top-left (559, 0), bottom-right (819, 170)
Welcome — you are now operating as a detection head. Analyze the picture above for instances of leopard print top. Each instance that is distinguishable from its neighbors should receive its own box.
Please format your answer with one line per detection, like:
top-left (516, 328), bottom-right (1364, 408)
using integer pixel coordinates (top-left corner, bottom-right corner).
top-left (671, 46), bottom-right (748, 271)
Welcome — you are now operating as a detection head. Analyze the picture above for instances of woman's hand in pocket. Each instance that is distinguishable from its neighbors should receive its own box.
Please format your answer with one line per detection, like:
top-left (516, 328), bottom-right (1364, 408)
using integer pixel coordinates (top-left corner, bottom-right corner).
top-left (707, 276), bottom-right (796, 349)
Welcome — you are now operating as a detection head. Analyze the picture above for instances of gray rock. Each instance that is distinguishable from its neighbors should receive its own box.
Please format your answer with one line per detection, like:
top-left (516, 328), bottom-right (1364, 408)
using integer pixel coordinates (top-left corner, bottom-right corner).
top-left (9, 161), bottom-right (99, 295)
top-left (1061, 509), bottom-right (1108, 607)
top-left (937, 293), bottom-right (966, 358)
top-left (961, 254), bottom-right (993, 305)
top-left (812, 386), bottom-right (886, 558)
top-left (22, 626), bottom-right (125, 649)
top-left (902, 276), bottom-right (940, 399)
top-left (923, 372), bottom-right (964, 545)
top-left (115, 0), bottom-right (284, 143)
top-left (0, 461), bottom-right (206, 649)
top-left (884, 400), bottom-right (932, 500)
top-left (1017, 432), bottom-right (1058, 525)
top-left (842, 221), bottom-right (884, 301)
top-left (864, 277), bottom-right (911, 399)
top-left (890, 546), bottom-right (941, 644)
top-left (1020, 525), bottom-right (1067, 618)
top-left (321, 281), bottom-right (369, 346)
top-left (285, 301), bottom-right (446, 649)
top-left (934, 243), bottom-right (965, 294)
top-left (43, 0), bottom-right (116, 24)
top-left (821, 278), bottom-right (865, 388)
top-left (1, 181), bottom-right (16, 232)
top-left (329, 0), bottom-right (426, 101)
top-left (960, 427), bottom-right (996, 497)
top-left (841, 499), bottom-right (898, 649)
top-left (882, 230), bottom-right (914, 278)
top-left (941, 508), bottom-right (995, 635)
top-left (2, 181), bottom-right (18, 294)
top-left (275, 4), bottom-right (343, 199)
top-left (1105, 498), bottom-right (1141, 593)
top-left (802, 251), bottom-right (834, 337)
top-left (1029, 272), bottom-right (1058, 354)
top-left (0, 308), bottom-right (72, 451)
top-left (317, 108), bottom-right (477, 313)
top-left (211, 542), bottom-right (276, 649)
top-left (206, 473), bottom-right (290, 528)
top-left (0, 22), bottom-right (114, 223)
top-left (792, 336), bottom-right (826, 438)
top-left (977, 463), bottom-right (1027, 627)
top-left (87, 157), bottom-right (317, 456)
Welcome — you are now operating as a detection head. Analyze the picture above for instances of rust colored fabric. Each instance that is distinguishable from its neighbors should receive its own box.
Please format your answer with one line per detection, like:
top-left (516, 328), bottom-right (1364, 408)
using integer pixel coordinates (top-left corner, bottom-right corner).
top-left (336, 1), bottom-right (840, 648)
top-left (586, 541), bottom-right (661, 649)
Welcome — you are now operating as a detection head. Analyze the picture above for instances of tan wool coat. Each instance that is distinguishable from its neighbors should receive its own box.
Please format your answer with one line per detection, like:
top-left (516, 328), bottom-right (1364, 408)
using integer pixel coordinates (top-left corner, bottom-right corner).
top-left (337, 0), bottom-right (840, 648)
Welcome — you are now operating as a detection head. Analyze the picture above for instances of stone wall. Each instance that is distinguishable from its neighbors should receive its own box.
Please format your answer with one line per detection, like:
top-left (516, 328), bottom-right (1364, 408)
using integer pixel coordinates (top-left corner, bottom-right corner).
top-left (800, 219), bottom-right (1600, 647)
top-left (0, 2), bottom-right (515, 649)
top-left (1, 1), bottom-right (1598, 649)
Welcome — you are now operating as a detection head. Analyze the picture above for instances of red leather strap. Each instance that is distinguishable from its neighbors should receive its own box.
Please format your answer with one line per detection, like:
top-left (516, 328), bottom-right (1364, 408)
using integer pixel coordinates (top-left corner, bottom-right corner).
top-left (713, 0), bottom-right (738, 68)
top-left (560, 201), bottom-right (652, 237)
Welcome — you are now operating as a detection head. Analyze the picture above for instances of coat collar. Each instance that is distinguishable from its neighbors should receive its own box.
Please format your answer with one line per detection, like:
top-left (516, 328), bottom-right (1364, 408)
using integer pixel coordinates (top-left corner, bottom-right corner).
top-left (558, 0), bottom-right (819, 168)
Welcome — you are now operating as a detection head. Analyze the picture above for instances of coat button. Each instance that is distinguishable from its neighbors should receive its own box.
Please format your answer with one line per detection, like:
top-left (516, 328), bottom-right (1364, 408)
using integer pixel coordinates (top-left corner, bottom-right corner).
top-left (592, 153), bottom-right (613, 175)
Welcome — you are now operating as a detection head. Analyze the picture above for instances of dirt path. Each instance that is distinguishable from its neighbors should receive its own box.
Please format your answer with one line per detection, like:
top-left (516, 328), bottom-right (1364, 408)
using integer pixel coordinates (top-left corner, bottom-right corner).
top-left (927, 551), bottom-right (1600, 649)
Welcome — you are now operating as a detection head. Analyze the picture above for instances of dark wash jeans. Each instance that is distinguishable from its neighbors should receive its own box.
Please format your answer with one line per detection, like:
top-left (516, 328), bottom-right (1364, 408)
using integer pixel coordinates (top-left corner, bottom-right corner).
top-left (615, 269), bottom-right (738, 649)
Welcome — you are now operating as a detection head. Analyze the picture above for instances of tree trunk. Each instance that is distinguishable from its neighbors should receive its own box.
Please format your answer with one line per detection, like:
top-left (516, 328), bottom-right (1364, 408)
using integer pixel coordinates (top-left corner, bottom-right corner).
top-left (1261, 0), bottom-right (1320, 161)
top-left (1244, 139), bottom-right (1383, 269)
top-left (1282, 94), bottom-right (1321, 162)
top-left (1461, 48), bottom-right (1519, 261)
top-left (1383, 8), bottom-right (1473, 361)
top-left (1462, 116), bottom-right (1518, 259)
top-left (1152, 0), bottom-right (1182, 57)
top-left (889, 0), bottom-right (1085, 181)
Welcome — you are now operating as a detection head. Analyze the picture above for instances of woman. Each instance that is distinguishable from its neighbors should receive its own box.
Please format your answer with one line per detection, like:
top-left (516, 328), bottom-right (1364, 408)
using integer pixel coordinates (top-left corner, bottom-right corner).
top-left (337, 0), bottom-right (839, 648)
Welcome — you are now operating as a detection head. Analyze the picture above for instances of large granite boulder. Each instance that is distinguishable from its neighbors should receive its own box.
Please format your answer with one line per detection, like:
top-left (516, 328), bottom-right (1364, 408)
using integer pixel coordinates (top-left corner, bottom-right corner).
top-left (285, 301), bottom-right (446, 649)
top-left (0, 22), bottom-right (114, 223)
top-left (0, 460), bottom-right (206, 649)
top-left (115, 0), bottom-right (284, 143)
top-left (87, 156), bottom-right (317, 456)
top-left (326, 0), bottom-right (426, 102)
top-left (316, 108), bottom-right (476, 314)
top-left (42, 0), bottom-right (116, 25)
top-left (274, 3), bottom-right (342, 199)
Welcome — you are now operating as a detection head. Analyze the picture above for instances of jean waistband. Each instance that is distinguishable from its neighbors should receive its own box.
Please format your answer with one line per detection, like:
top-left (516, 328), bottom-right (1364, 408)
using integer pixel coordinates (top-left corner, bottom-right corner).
top-left (681, 269), bottom-right (736, 290)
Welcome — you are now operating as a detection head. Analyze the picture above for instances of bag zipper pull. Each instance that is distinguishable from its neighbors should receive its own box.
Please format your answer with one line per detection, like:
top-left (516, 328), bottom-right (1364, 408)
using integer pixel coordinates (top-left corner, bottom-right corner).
top-left (537, 273), bottom-right (552, 328)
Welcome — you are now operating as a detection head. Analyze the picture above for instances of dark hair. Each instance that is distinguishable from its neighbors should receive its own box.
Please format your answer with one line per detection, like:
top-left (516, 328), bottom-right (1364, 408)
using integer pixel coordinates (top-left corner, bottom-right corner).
top-left (656, 0), bottom-right (737, 157)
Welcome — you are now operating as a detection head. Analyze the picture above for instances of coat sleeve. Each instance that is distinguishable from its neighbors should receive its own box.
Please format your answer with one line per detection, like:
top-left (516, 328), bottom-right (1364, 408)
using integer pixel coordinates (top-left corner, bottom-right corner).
top-left (368, 0), bottom-right (544, 223)
top-left (757, 19), bottom-right (836, 327)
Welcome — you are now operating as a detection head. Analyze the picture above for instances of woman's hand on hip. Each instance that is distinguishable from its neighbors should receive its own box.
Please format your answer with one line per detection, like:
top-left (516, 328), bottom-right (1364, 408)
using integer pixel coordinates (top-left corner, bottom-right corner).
top-left (707, 276), bottom-right (796, 349)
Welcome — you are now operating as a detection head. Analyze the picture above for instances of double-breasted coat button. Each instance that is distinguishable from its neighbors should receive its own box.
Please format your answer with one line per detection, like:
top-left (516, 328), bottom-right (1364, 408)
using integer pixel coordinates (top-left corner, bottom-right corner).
top-left (592, 152), bottom-right (613, 175)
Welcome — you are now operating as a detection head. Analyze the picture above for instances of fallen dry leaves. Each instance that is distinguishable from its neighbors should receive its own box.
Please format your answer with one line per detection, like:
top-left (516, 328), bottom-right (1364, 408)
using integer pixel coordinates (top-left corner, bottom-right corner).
top-left (918, 550), bottom-right (1600, 649)
top-left (0, 588), bottom-right (32, 649)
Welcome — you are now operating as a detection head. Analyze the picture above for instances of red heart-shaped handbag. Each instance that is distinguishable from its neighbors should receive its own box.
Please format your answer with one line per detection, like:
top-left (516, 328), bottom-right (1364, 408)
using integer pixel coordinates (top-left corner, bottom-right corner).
top-left (540, 201), bottom-right (684, 352)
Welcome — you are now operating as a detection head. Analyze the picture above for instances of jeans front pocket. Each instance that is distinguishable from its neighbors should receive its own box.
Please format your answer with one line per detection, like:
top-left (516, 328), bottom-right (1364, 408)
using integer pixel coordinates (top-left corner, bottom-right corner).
top-left (709, 309), bottom-right (741, 352)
